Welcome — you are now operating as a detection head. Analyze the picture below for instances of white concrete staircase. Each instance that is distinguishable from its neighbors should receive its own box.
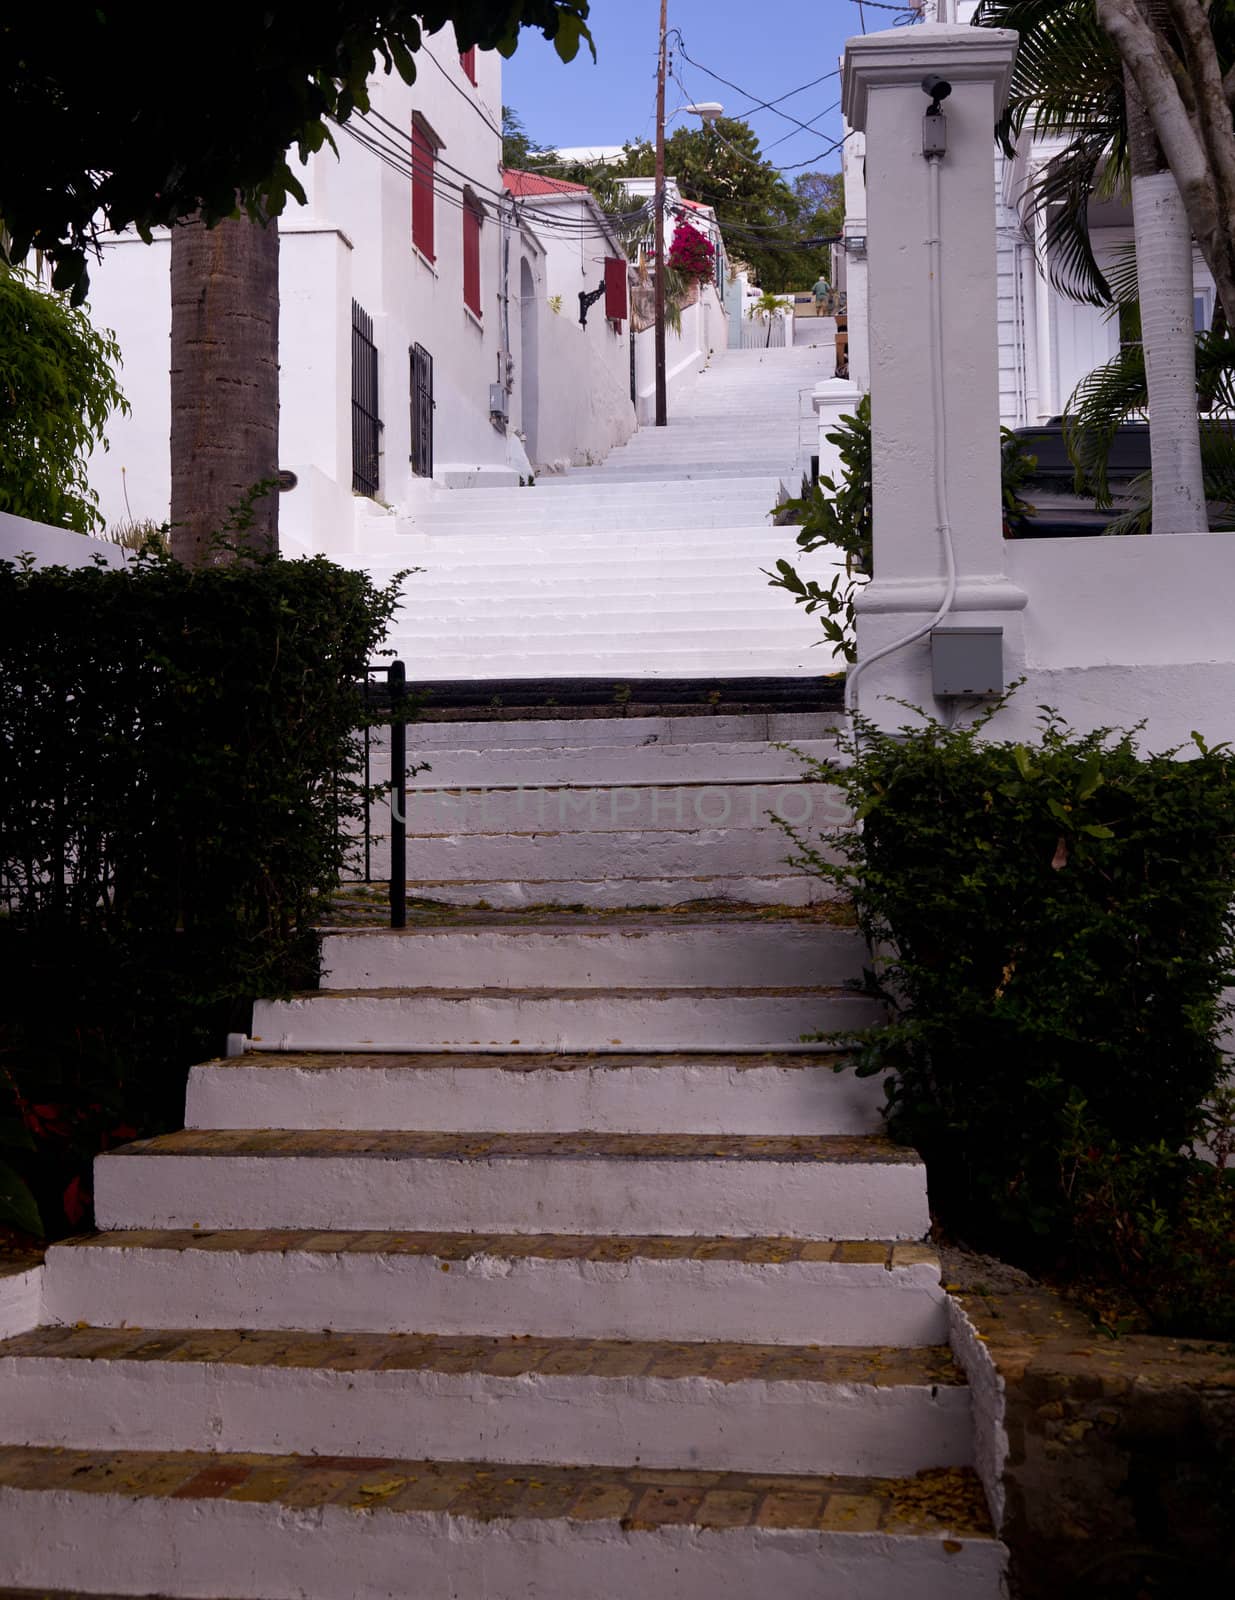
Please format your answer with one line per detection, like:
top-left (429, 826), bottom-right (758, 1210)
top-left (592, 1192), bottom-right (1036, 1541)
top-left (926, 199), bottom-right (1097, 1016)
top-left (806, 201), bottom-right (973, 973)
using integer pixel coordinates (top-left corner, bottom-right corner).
top-left (365, 706), bottom-right (847, 908)
top-left (0, 340), bottom-right (1005, 1597)
top-left (347, 344), bottom-right (839, 681)
top-left (0, 897), bottom-right (1006, 1597)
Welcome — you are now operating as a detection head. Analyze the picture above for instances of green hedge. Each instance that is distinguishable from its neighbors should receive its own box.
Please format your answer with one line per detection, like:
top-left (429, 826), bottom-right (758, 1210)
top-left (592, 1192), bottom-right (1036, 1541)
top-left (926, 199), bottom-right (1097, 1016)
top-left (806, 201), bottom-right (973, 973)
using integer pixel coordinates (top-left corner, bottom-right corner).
top-left (0, 550), bottom-right (401, 1236)
top-left (791, 708), bottom-right (1235, 1326)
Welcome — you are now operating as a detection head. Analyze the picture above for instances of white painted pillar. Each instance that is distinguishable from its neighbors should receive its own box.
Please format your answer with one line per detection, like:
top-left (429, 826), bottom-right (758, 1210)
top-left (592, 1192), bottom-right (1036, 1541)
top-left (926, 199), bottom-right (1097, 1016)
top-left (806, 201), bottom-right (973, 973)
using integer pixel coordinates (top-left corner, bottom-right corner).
top-left (841, 130), bottom-right (870, 392)
top-left (813, 378), bottom-right (865, 484)
top-left (842, 22), bottom-right (1026, 727)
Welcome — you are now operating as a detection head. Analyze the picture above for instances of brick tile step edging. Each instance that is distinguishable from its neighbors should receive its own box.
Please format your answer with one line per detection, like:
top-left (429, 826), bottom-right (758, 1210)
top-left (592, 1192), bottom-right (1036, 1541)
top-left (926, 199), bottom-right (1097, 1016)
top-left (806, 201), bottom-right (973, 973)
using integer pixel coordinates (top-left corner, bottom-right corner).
top-left (948, 1283), bottom-right (1235, 1597)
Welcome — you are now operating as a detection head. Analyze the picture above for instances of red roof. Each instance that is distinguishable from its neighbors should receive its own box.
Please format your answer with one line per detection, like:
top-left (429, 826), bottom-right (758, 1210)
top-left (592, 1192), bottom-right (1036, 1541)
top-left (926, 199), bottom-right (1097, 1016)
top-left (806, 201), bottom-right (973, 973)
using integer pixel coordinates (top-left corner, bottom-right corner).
top-left (502, 168), bottom-right (591, 199)
top-left (678, 197), bottom-right (712, 213)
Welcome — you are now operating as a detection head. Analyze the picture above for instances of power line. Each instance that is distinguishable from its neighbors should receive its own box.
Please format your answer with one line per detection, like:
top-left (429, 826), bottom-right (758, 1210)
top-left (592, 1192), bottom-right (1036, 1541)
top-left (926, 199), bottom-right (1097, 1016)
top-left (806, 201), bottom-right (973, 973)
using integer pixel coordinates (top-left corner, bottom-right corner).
top-left (415, 42), bottom-right (503, 140)
top-left (341, 119), bottom-right (648, 244)
top-left (359, 106), bottom-right (649, 236)
top-left (668, 34), bottom-right (840, 142)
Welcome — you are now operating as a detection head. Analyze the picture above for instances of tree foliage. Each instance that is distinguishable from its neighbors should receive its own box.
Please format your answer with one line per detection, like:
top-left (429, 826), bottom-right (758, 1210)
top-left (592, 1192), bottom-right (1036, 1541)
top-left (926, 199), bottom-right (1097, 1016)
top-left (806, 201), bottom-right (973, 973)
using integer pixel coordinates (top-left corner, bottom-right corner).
top-left (0, 266), bottom-right (127, 533)
top-left (976, 0), bottom-right (1235, 323)
top-left (0, 4), bottom-right (593, 301)
top-left (975, 0), bottom-right (1128, 305)
top-left (620, 118), bottom-right (834, 292)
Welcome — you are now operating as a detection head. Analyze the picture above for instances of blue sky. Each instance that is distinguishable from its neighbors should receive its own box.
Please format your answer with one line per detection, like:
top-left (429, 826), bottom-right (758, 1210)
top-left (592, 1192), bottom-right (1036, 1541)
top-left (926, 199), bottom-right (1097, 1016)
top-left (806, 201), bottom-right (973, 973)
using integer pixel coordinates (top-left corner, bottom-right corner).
top-left (502, 0), bottom-right (899, 178)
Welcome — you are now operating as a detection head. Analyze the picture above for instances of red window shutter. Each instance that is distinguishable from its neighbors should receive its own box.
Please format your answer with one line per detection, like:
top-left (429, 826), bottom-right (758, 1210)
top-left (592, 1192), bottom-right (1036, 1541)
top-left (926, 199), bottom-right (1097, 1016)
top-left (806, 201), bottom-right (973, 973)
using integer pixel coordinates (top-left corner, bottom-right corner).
top-left (604, 257), bottom-right (628, 323)
top-left (412, 124), bottom-right (435, 261)
top-left (459, 47), bottom-right (477, 85)
top-left (463, 203), bottom-right (482, 316)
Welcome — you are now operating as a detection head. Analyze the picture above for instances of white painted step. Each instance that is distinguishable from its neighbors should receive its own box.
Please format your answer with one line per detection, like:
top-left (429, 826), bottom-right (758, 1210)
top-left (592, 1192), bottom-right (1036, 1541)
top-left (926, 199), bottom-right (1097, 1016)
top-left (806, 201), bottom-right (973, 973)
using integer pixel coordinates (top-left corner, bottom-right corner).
top-left (412, 501), bottom-right (777, 528)
top-left (0, 1327), bottom-right (972, 1479)
top-left (381, 872), bottom-right (831, 909)
top-left (394, 594), bottom-right (800, 625)
top-left (185, 1052), bottom-right (886, 1136)
top-left (393, 832), bottom-right (833, 890)
top-left (248, 986), bottom-right (878, 1053)
top-left (395, 738), bottom-right (838, 786)
top-left (397, 610), bottom-right (812, 643)
top-left (317, 922), bottom-right (863, 991)
top-left (419, 476), bottom-right (782, 499)
top-left (385, 783), bottom-right (834, 837)
top-left (92, 1132), bottom-right (930, 1240)
top-left (381, 567), bottom-right (800, 596)
top-left (43, 1234), bottom-right (948, 1345)
top-left (391, 650), bottom-right (841, 679)
top-left (0, 1447), bottom-right (1007, 1600)
top-left (401, 713), bottom-right (839, 750)
top-left (370, 522), bottom-right (792, 551)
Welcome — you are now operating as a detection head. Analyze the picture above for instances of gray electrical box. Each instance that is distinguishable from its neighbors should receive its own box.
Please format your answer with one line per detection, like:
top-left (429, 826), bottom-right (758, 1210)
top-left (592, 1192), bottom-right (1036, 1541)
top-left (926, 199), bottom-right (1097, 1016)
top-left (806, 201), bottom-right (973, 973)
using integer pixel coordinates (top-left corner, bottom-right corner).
top-left (931, 625), bottom-right (1003, 698)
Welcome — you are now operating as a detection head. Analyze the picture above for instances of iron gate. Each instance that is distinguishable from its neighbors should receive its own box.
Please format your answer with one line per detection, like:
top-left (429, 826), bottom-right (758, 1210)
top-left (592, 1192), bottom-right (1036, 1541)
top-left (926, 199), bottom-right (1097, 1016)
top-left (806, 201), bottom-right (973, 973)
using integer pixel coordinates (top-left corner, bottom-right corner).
top-left (410, 343), bottom-right (434, 479)
top-left (351, 300), bottom-right (381, 496)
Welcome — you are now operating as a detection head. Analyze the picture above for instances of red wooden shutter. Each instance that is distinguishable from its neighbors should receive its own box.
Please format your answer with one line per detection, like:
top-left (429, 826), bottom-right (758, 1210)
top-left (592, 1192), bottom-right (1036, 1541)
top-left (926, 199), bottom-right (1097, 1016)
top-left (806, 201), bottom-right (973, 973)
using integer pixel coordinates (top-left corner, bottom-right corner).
top-left (604, 257), bottom-right (628, 323)
top-left (459, 47), bottom-right (477, 85)
top-left (463, 201), bottom-right (482, 316)
top-left (412, 124), bottom-right (435, 262)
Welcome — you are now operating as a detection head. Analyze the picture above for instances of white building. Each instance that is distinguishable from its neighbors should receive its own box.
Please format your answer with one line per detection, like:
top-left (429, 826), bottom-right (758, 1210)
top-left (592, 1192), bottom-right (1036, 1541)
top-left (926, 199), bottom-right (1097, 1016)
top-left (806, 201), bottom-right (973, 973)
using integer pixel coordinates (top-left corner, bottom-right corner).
top-left (82, 32), bottom-right (635, 559)
top-left (840, 0), bottom-right (1217, 427)
top-left (502, 169), bottom-right (636, 472)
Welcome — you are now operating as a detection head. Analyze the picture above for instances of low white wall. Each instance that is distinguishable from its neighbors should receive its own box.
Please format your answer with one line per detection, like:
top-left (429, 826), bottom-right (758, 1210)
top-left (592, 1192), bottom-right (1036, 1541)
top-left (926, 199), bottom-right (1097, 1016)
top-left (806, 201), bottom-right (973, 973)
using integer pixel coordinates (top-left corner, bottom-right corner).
top-left (0, 512), bottom-right (128, 570)
top-left (634, 283), bottom-right (727, 424)
top-left (856, 530), bottom-right (1235, 751)
top-left (532, 311), bottom-right (636, 472)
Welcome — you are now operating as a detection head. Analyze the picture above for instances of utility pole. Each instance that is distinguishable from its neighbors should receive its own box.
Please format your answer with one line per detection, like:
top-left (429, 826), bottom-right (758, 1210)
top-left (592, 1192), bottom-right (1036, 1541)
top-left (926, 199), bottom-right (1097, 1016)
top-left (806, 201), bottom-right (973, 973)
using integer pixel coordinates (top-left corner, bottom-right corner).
top-left (654, 0), bottom-right (668, 427)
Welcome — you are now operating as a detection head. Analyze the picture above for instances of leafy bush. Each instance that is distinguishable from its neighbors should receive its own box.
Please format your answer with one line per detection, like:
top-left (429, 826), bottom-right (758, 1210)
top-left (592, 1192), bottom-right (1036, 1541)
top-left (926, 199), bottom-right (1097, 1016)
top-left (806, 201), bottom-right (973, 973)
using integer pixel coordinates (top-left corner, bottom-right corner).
top-left (1065, 1132), bottom-right (1235, 1340)
top-left (789, 707), bottom-right (1235, 1281)
top-left (769, 404), bottom-right (1041, 656)
top-left (765, 395), bottom-right (871, 662)
top-left (0, 549), bottom-right (403, 1235)
top-left (0, 265), bottom-right (128, 533)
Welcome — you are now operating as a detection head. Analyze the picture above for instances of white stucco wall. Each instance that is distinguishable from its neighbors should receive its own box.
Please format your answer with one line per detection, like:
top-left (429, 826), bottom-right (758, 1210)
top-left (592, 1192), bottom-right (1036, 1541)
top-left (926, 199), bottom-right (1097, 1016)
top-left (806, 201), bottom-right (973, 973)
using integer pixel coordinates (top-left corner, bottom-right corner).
top-left (507, 192), bottom-right (636, 471)
top-left (83, 33), bottom-right (512, 558)
top-left (0, 512), bottom-right (128, 570)
top-left (80, 236), bottom-right (172, 530)
top-left (633, 282), bottom-right (727, 424)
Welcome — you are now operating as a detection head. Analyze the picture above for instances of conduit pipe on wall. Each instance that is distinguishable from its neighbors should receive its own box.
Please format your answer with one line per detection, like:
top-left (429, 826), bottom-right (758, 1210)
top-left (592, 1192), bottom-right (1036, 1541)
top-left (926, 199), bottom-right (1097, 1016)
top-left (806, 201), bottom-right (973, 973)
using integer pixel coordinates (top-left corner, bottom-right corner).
top-left (845, 117), bottom-right (959, 716)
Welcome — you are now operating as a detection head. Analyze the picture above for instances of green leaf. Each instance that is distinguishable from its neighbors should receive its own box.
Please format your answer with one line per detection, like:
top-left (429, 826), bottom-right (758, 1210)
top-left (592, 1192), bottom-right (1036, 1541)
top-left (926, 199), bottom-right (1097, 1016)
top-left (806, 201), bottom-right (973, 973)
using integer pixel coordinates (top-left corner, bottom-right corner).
top-left (1013, 744), bottom-right (1033, 780)
top-left (0, 1161), bottom-right (43, 1238)
top-left (1076, 752), bottom-right (1104, 802)
top-left (552, 14), bottom-right (595, 63)
top-left (1079, 823), bottom-right (1115, 838)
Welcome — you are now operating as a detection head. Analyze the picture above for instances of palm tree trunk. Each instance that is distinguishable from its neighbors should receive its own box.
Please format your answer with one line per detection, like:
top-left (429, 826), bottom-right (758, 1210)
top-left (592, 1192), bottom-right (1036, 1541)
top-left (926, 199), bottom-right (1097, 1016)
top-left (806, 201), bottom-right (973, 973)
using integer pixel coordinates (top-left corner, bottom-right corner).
top-left (170, 214), bottom-right (279, 565)
top-left (1124, 24), bottom-right (1208, 533)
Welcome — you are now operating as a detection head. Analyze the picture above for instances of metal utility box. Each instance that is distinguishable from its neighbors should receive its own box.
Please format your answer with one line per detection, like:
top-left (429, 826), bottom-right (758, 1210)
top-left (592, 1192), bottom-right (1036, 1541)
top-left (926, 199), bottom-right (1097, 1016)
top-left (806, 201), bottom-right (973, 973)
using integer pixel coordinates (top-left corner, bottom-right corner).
top-left (931, 625), bottom-right (1003, 698)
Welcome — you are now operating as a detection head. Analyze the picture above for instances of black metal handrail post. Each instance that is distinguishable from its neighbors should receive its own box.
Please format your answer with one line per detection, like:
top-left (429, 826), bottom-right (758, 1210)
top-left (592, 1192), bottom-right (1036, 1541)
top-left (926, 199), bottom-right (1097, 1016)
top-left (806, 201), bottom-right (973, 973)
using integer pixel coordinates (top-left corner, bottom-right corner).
top-left (388, 660), bottom-right (407, 929)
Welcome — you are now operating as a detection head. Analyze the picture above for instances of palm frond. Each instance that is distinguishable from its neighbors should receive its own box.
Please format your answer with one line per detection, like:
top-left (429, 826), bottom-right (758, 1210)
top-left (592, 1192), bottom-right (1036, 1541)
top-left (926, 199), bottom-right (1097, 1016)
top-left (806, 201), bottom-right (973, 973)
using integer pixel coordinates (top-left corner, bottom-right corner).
top-left (974, 0), bottom-right (1124, 155)
top-left (1101, 239), bottom-right (1140, 311)
top-left (1063, 345), bottom-right (1148, 505)
top-left (1032, 133), bottom-right (1120, 305)
top-left (975, 0), bottom-right (1127, 307)
top-left (1063, 332), bottom-right (1235, 527)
